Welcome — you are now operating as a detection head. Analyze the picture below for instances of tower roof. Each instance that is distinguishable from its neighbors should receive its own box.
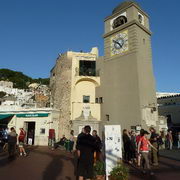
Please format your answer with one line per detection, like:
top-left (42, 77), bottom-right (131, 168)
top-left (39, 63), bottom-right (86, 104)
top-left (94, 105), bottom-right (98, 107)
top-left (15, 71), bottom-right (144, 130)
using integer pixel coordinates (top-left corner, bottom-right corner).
top-left (112, 1), bottom-right (141, 14)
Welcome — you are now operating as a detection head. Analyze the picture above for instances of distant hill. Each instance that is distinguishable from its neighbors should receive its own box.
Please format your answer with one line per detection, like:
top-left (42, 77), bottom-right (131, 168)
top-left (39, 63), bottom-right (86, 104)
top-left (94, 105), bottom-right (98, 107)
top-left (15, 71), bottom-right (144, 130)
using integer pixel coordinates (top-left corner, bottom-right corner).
top-left (0, 69), bottom-right (49, 89)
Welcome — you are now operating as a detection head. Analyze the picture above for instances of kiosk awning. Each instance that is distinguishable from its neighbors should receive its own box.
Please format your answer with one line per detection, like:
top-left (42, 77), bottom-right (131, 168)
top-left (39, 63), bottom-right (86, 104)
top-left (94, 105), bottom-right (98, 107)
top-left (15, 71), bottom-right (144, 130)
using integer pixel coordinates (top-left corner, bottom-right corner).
top-left (0, 114), bottom-right (14, 120)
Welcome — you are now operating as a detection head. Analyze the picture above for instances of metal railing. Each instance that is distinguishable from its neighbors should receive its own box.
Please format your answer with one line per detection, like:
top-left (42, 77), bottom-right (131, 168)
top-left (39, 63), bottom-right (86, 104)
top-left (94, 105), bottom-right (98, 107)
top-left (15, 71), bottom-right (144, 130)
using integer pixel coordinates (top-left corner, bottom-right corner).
top-left (75, 68), bottom-right (100, 77)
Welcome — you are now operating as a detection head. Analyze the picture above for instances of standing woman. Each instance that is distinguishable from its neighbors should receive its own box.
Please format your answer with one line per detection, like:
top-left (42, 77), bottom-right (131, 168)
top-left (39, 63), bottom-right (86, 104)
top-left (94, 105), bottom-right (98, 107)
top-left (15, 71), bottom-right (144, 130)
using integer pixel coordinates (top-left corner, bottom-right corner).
top-left (122, 129), bottom-right (132, 164)
top-left (18, 128), bottom-right (27, 156)
top-left (149, 127), bottom-right (159, 166)
top-left (130, 131), bottom-right (137, 163)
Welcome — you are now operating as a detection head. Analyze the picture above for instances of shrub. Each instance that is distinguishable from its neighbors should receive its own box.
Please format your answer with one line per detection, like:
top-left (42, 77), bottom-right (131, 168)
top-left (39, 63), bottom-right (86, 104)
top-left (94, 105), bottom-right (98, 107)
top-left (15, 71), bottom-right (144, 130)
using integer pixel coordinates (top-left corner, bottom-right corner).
top-left (109, 163), bottom-right (129, 180)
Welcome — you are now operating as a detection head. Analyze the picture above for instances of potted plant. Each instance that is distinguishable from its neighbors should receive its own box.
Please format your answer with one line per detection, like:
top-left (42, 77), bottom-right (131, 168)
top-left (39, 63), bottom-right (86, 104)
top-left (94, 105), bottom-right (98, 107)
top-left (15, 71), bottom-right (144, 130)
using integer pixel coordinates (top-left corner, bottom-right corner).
top-left (93, 160), bottom-right (105, 180)
top-left (109, 163), bottom-right (129, 180)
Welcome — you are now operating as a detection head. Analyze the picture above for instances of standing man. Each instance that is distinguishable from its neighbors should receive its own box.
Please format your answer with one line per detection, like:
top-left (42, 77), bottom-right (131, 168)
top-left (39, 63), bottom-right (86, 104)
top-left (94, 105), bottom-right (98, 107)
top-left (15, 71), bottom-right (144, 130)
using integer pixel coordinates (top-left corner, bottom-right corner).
top-left (8, 127), bottom-right (17, 158)
top-left (76, 125), bottom-right (96, 180)
top-left (92, 130), bottom-right (102, 161)
top-left (75, 127), bottom-right (85, 150)
top-left (18, 128), bottom-right (27, 156)
top-left (149, 127), bottom-right (158, 166)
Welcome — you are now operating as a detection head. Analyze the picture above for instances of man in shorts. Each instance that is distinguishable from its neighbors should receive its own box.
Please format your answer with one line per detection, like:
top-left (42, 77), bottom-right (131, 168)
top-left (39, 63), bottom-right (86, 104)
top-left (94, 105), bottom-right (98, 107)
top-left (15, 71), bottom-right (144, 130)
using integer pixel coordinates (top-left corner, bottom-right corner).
top-left (18, 128), bottom-right (27, 156)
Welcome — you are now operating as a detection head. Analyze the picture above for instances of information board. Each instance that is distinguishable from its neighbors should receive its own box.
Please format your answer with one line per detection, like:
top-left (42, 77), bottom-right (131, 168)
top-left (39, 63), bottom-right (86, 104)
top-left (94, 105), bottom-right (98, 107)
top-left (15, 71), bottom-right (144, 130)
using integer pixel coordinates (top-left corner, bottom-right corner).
top-left (104, 125), bottom-right (122, 179)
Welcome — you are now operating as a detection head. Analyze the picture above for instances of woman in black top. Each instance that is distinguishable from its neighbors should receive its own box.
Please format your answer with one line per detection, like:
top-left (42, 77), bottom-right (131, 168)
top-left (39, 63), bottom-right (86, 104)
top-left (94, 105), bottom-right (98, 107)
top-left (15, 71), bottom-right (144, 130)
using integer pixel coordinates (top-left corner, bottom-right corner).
top-left (123, 129), bottom-right (132, 163)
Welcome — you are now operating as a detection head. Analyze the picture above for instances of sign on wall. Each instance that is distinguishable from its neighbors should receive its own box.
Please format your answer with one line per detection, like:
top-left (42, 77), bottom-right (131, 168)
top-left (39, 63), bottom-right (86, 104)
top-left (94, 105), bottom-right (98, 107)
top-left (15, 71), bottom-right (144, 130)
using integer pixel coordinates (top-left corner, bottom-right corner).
top-left (83, 104), bottom-right (90, 120)
top-left (104, 125), bottom-right (122, 179)
top-left (16, 113), bottom-right (49, 118)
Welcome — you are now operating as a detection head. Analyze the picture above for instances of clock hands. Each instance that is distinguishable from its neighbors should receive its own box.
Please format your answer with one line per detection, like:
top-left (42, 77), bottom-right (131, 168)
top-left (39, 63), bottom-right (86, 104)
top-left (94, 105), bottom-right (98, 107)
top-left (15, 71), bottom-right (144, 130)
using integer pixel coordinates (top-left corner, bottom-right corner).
top-left (113, 39), bottom-right (123, 48)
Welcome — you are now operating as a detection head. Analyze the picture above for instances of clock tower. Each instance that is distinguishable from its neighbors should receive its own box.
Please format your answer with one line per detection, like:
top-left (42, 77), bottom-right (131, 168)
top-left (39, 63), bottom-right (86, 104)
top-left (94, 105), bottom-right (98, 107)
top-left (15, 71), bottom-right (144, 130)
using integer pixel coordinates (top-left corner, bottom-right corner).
top-left (97, 1), bottom-right (158, 130)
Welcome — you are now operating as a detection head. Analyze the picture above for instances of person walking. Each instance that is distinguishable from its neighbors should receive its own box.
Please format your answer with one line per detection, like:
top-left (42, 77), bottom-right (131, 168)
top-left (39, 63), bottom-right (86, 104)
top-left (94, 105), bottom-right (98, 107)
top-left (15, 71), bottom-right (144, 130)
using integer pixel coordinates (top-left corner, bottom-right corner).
top-left (149, 127), bottom-right (159, 166)
top-left (137, 130), bottom-right (157, 175)
top-left (92, 130), bottom-right (102, 162)
top-left (166, 130), bottom-right (173, 150)
top-left (76, 125), bottom-right (96, 180)
top-left (177, 132), bottom-right (180, 149)
top-left (8, 127), bottom-right (17, 158)
top-left (18, 128), bottom-right (27, 156)
top-left (122, 129), bottom-right (133, 164)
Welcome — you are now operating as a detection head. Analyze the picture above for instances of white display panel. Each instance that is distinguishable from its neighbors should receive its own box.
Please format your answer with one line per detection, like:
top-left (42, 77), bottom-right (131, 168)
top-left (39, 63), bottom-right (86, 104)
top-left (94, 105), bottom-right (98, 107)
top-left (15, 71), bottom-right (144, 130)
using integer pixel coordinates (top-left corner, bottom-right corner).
top-left (104, 125), bottom-right (122, 179)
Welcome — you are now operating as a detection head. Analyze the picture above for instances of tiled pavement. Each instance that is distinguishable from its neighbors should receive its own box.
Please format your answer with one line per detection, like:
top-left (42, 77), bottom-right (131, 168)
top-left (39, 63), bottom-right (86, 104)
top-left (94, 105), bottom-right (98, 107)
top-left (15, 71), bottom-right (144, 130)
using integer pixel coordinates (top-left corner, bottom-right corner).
top-left (129, 149), bottom-right (180, 180)
top-left (0, 146), bottom-right (76, 180)
top-left (129, 156), bottom-right (180, 180)
top-left (159, 149), bottom-right (180, 161)
top-left (0, 146), bottom-right (180, 180)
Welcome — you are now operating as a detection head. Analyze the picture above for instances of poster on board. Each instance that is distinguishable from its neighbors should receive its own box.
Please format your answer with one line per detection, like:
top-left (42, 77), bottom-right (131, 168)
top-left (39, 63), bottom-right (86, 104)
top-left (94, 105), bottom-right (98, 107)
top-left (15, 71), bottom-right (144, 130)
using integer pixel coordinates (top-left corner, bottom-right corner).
top-left (104, 125), bottom-right (122, 179)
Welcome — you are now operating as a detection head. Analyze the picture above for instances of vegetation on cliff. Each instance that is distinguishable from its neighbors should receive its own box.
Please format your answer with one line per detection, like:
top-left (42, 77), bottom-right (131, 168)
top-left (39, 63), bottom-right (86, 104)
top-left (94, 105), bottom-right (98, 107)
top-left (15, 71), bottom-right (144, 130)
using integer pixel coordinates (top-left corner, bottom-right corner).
top-left (0, 69), bottom-right (49, 89)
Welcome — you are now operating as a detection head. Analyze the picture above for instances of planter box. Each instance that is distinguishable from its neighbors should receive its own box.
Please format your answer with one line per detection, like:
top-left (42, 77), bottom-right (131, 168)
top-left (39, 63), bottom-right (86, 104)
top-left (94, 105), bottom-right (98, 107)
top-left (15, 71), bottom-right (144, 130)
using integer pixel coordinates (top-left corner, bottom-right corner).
top-left (108, 176), bottom-right (128, 180)
top-left (93, 175), bottom-right (105, 180)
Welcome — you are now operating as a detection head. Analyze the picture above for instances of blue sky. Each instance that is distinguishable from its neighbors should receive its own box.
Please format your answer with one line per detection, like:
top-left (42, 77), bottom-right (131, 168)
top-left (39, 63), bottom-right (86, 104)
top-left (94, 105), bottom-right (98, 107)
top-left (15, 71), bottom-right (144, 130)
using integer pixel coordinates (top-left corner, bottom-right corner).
top-left (0, 0), bottom-right (179, 92)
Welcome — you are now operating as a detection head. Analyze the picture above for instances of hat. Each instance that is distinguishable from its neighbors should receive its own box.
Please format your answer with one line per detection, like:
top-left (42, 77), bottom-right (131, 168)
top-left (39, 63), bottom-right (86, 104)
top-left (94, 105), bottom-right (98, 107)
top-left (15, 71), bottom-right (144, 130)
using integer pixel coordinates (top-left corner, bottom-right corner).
top-left (143, 130), bottom-right (149, 135)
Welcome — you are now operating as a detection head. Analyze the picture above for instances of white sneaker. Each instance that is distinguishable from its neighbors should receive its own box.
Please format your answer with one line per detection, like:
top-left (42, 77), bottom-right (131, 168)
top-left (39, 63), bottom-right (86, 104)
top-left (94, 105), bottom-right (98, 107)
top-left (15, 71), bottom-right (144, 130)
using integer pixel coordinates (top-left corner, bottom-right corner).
top-left (20, 153), bottom-right (23, 156)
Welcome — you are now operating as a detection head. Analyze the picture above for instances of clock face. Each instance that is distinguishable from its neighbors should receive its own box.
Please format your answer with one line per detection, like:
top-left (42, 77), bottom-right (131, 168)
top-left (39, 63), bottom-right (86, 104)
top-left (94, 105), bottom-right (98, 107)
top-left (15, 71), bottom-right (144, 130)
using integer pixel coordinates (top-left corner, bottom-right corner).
top-left (111, 30), bottom-right (128, 56)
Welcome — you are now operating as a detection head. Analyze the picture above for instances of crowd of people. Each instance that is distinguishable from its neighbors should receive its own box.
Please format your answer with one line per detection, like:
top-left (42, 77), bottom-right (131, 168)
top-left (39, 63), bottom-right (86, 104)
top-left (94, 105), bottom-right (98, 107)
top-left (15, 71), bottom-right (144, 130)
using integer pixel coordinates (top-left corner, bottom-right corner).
top-left (123, 128), bottom-right (159, 175)
top-left (122, 127), bottom-right (180, 175)
top-left (0, 127), bottom-right (27, 158)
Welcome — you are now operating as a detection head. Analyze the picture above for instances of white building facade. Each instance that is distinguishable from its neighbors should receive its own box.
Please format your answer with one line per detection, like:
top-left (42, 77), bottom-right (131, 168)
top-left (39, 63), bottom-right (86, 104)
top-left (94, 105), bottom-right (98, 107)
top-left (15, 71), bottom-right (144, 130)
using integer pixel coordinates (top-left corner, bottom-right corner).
top-left (0, 108), bottom-right (59, 146)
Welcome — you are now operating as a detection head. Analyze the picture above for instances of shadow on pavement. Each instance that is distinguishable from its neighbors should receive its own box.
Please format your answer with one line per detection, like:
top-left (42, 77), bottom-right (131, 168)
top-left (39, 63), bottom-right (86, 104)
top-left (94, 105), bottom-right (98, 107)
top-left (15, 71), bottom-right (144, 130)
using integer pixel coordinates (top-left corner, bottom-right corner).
top-left (0, 145), bottom-right (39, 168)
top-left (0, 155), bottom-right (17, 167)
top-left (33, 149), bottom-right (75, 180)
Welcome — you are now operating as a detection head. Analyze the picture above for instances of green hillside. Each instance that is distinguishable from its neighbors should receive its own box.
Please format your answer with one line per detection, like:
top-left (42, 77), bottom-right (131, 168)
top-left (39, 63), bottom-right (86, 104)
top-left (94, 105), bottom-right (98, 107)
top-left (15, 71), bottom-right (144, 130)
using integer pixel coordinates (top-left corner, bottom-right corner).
top-left (0, 69), bottom-right (49, 89)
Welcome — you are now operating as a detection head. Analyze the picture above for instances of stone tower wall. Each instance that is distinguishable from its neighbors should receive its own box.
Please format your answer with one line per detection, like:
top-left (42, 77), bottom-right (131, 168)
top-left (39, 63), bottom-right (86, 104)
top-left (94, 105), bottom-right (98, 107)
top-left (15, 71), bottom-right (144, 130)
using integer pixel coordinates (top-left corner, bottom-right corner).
top-left (50, 53), bottom-right (72, 138)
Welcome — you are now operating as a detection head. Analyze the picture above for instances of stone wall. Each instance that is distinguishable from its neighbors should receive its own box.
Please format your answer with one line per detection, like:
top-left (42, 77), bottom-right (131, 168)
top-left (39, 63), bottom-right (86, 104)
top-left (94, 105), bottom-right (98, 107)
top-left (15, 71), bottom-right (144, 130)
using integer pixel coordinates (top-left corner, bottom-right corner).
top-left (50, 53), bottom-right (72, 138)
